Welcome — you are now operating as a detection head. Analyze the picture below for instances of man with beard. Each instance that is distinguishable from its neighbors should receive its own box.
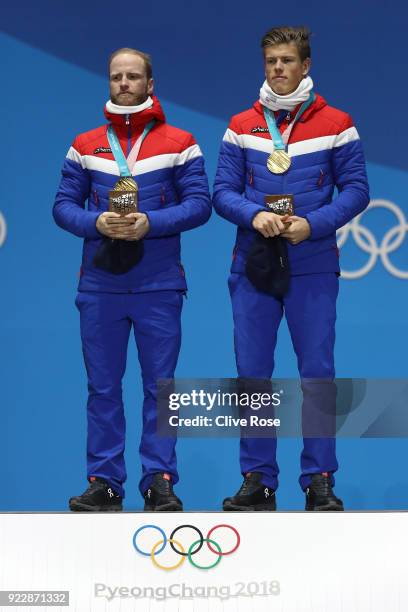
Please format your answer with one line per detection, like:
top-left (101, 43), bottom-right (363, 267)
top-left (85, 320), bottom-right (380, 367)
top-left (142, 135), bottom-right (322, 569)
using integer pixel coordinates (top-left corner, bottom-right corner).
top-left (54, 48), bottom-right (211, 512)
top-left (213, 27), bottom-right (369, 511)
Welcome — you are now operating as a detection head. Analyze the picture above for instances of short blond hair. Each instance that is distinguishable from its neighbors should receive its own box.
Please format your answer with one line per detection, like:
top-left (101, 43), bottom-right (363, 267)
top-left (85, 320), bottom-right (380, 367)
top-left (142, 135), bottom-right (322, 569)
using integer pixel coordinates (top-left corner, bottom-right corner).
top-left (108, 48), bottom-right (153, 80)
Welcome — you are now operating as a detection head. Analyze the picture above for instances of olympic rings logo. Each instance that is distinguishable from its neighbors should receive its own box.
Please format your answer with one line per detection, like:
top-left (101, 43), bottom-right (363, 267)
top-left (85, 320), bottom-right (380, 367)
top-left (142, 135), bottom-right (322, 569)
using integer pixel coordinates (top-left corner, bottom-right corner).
top-left (0, 212), bottom-right (6, 247)
top-left (132, 523), bottom-right (240, 571)
top-left (337, 199), bottom-right (408, 279)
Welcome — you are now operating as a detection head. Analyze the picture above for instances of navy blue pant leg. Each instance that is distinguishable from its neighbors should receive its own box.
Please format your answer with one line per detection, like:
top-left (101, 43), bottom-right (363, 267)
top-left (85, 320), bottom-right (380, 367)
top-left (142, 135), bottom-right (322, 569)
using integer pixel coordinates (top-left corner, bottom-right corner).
top-left (229, 273), bottom-right (282, 490)
top-left (130, 290), bottom-right (183, 496)
top-left (77, 290), bottom-right (183, 498)
top-left (230, 272), bottom-right (339, 491)
top-left (76, 292), bottom-right (131, 497)
top-left (283, 273), bottom-right (339, 490)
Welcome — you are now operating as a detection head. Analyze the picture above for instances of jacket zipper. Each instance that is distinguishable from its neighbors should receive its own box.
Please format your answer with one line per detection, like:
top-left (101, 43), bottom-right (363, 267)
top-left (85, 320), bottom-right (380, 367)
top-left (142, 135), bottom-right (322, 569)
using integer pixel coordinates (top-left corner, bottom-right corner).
top-left (282, 149), bottom-right (288, 194)
top-left (283, 123), bottom-right (290, 194)
top-left (125, 114), bottom-right (131, 156)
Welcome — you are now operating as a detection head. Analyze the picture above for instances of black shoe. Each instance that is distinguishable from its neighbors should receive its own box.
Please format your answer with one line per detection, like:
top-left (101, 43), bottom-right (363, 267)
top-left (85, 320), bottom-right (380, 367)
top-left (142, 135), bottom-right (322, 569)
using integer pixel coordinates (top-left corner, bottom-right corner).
top-left (143, 473), bottom-right (183, 511)
top-left (223, 472), bottom-right (276, 511)
top-left (305, 473), bottom-right (344, 511)
top-left (69, 477), bottom-right (123, 512)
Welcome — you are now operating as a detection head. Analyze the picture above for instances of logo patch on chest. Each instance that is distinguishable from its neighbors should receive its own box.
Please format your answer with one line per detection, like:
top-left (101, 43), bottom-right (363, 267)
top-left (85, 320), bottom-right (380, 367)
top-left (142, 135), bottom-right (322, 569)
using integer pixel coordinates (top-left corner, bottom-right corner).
top-left (93, 147), bottom-right (112, 154)
top-left (251, 126), bottom-right (269, 134)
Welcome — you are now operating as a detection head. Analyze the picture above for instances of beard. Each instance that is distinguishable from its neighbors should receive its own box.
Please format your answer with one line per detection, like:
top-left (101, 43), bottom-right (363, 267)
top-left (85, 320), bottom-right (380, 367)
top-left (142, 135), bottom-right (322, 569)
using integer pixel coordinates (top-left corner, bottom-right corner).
top-left (110, 90), bottom-right (149, 106)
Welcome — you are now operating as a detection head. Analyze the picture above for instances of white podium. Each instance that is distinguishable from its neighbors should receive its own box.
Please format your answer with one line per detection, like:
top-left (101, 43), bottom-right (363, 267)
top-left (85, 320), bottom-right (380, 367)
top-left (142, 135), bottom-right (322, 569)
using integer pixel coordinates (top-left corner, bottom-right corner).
top-left (0, 512), bottom-right (406, 611)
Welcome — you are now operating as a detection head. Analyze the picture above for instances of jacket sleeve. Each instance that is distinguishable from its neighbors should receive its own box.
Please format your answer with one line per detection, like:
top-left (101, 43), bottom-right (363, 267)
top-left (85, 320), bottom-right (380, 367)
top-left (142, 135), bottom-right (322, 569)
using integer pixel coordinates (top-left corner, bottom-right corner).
top-left (305, 115), bottom-right (370, 240)
top-left (146, 134), bottom-right (211, 238)
top-left (212, 117), bottom-right (265, 229)
top-left (53, 137), bottom-right (101, 239)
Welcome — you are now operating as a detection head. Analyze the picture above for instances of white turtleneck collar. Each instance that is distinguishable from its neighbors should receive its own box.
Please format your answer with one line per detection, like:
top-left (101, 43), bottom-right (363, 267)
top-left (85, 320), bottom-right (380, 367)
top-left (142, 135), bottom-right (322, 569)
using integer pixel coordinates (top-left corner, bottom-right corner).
top-left (105, 96), bottom-right (153, 115)
top-left (259, 76), bottom-right (313, 111)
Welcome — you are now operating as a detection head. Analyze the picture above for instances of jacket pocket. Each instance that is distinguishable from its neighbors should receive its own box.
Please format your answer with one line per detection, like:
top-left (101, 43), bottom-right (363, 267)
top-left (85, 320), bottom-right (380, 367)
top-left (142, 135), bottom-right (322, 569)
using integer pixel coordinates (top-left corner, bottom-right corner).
top-left (88, 189), bottom-right (99, 210)
top-left (178, 262), bottom-right (186, 278)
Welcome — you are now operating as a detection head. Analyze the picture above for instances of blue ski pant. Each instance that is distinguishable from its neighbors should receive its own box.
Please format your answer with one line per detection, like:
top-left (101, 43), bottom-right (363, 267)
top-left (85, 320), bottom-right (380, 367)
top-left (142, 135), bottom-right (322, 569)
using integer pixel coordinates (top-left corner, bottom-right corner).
top-left (229, 272), bottom-right (339, 491)
top-left (75, 290), bottom-right (183, 497)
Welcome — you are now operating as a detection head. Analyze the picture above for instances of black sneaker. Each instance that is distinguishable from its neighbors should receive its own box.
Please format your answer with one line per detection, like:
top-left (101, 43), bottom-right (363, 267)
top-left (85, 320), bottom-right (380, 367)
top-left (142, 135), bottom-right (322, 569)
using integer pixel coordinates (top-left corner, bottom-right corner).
top-left (223, 472), bottom-right (276, 511)
top-left (143, 473), bottom-right (183, 511)
top-left (69, 477), bottom-right (123, 512)
top-left (305, 473), bottom-right (344, 511)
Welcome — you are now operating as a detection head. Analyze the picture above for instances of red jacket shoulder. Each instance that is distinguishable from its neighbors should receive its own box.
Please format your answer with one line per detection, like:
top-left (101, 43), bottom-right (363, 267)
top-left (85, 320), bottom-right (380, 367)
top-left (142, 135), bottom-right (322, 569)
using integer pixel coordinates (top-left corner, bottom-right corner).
top-left (313, 96), bottom-right (354, 132)
top-left (153, 123), bottom-right (196, 152)
top-left (72, 125), bottom-right (107, 154)
top-left (228, 107), bottom-right (261, 134)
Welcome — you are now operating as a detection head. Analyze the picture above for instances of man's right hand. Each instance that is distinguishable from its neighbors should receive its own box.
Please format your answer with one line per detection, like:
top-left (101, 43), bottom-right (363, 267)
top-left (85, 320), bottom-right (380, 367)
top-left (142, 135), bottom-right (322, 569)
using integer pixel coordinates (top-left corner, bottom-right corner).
top-left (96, 212), bottom-right (134, 238)
top-left (252, 211), bottom-right (290, 238)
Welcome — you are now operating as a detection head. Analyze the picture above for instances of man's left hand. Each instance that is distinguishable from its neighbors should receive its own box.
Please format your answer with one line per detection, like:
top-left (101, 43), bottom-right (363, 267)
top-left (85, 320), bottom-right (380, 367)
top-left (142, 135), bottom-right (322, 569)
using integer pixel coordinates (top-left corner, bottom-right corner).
top-left (113, 212), bottom-right (150, 241)
top-left (280, 215), bottom-right (311, 245)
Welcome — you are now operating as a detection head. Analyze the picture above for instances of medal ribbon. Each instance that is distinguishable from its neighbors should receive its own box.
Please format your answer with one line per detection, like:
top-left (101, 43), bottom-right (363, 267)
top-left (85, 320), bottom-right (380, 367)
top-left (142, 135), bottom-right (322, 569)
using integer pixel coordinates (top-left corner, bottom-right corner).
top-left (107, 120), bottom-right (156, 177)
top-left (263, 91), bottom-right (315, 150)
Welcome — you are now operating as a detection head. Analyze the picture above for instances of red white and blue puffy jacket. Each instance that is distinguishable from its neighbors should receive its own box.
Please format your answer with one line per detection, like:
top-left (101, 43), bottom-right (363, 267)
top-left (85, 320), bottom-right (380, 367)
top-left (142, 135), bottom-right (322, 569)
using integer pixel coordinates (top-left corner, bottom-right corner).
top-left (53, 96), bottom-right (211, 292)
top-left (213, 94), bottom-right (369, 275)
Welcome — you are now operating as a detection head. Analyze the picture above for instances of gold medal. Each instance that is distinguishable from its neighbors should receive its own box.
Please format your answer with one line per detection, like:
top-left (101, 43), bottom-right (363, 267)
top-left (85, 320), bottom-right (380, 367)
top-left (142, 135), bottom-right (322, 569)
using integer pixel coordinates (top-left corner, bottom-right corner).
top-left (112, 176), bottom-right (138, 192)
top-left (109, 177), bottom-right (138, 216)
top-left (267, 150), bottom-right (291, 174)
